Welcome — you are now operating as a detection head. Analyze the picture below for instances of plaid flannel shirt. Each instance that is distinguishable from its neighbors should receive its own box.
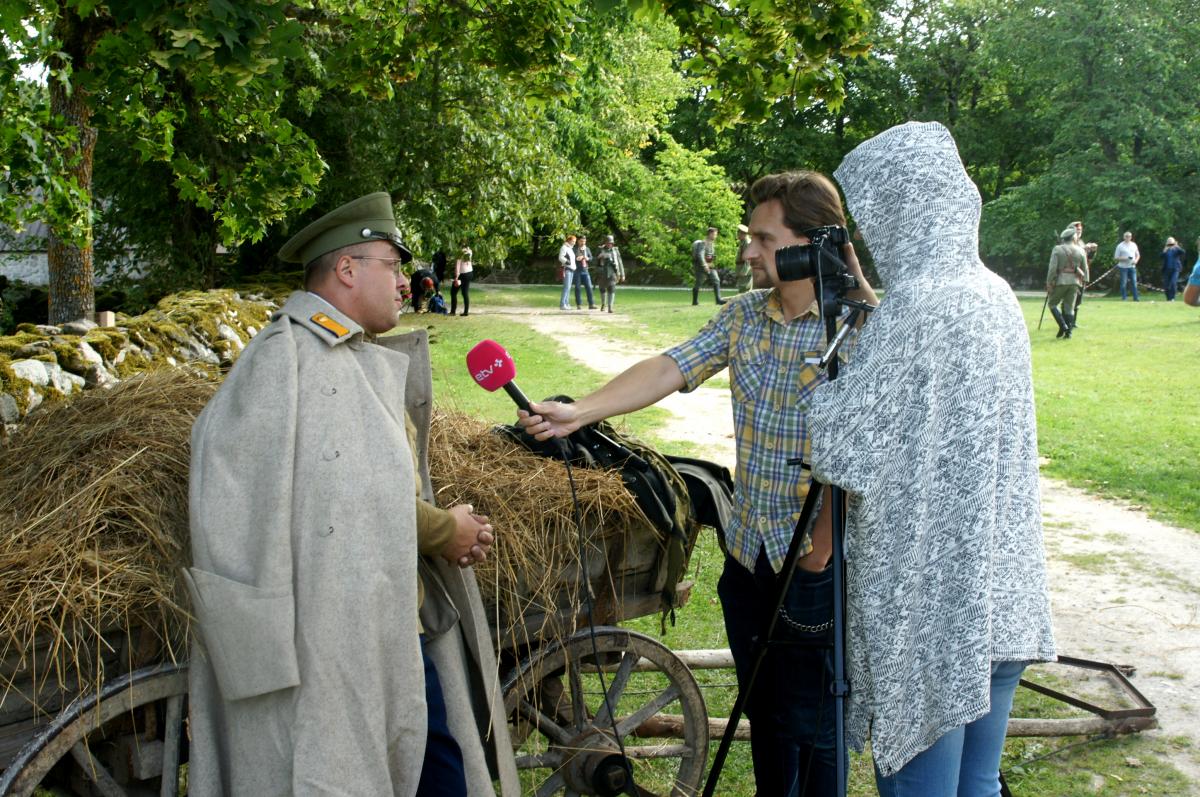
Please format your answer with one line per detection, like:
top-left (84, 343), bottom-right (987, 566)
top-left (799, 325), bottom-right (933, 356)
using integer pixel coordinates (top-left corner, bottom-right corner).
top-left (665, 289), bottom-right (851, 573)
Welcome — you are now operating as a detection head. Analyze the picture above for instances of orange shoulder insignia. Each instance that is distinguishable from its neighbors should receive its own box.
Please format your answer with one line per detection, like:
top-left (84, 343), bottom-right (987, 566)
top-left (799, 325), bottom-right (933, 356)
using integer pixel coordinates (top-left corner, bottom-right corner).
top-left (310, 312), bottom-right (350, 337)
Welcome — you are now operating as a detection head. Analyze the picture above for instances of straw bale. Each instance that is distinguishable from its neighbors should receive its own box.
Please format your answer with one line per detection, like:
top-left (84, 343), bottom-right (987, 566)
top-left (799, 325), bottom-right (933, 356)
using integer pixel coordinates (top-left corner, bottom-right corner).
top-left (427, 410), bottom-right (660, 649)
top-left (0, 368), bottom-right (214, 707)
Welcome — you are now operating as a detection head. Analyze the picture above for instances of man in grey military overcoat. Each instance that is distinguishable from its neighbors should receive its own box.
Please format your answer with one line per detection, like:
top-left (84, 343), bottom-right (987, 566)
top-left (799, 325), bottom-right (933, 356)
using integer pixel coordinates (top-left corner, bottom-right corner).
top-left (185, 192), bottom-right (518, 795)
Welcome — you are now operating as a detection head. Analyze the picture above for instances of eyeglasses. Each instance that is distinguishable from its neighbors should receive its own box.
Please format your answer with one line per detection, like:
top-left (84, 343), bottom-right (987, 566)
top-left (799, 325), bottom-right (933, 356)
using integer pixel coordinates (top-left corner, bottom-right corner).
top-left (350, 256), bottom-right (409, 278)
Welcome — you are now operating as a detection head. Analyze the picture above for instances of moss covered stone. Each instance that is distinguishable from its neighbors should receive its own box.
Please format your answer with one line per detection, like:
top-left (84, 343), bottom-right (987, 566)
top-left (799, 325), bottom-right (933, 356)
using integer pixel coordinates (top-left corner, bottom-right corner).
top-left (0, 288), bottom-right (279, 432)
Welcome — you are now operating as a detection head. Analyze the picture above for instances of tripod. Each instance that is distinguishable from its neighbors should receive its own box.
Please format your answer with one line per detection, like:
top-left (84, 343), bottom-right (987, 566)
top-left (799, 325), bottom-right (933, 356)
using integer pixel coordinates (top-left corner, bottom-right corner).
top-left (702, 280), bottom-right (872, 797)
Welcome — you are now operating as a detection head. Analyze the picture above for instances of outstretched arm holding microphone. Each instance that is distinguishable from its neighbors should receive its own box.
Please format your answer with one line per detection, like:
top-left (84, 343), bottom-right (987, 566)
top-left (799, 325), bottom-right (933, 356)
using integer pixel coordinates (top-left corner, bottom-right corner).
top-left (517, 354), bottom-right (685, 439)
top-left (515, 170), bottom-right (875, 797)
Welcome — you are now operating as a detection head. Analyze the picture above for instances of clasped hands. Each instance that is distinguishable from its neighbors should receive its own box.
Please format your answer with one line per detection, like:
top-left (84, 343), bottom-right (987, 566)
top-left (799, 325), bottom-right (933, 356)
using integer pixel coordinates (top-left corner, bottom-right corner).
top-left (443, 503), bottom-right (494, 568)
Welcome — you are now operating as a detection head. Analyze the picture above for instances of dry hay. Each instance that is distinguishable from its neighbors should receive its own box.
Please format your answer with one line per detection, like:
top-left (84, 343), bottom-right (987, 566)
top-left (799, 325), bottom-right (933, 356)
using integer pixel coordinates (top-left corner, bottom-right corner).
top-left (0, 384), bottom-right (662, 713)
top-left (427, 409), bottom-right (661, 650)
top-left (0, 368), bottom-right (215, 709)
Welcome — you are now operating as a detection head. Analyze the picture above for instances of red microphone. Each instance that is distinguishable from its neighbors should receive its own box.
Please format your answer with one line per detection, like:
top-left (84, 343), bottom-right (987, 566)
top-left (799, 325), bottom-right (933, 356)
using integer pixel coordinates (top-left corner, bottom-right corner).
top-left (466, 339), bottom-right (532, 413)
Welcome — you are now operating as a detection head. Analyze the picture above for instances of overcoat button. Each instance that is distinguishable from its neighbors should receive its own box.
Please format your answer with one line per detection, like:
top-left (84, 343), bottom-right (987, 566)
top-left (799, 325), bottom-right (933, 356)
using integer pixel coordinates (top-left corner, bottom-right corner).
top-left (322, 449), bottom-right (340, 461)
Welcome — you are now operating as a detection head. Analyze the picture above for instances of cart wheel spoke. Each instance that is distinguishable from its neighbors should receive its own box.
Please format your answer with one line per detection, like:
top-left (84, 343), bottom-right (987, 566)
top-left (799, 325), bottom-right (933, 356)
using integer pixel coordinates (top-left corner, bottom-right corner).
top-left (565, 657), bottom-right (589, 732)
top-left (594, 649), bottom-right (637, 726)
top-left (70, 741), bottom-right (129, 797)
top-left (518, 698), bottom-right (574, 746)
top-left (516, 750), bottom-right (565, 769)
top-left (533, 771), bottom-right (568, 797)
top-left (623, 743), bottom-right (693, 760)
top-left (615, 684), bottom-right (681, 737)
top-left (160, 693), bottom-right (184, 797)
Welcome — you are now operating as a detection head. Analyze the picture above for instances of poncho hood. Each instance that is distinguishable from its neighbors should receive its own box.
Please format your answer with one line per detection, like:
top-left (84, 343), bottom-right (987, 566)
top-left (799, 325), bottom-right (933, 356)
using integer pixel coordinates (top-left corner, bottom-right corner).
top-left (834, 121), bottom-right (982, 290)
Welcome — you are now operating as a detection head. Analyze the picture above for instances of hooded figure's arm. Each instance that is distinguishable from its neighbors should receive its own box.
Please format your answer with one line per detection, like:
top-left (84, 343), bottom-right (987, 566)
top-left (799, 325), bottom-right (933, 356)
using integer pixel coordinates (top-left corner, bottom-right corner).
top-left (807, 302), bottom-right (1004, 499)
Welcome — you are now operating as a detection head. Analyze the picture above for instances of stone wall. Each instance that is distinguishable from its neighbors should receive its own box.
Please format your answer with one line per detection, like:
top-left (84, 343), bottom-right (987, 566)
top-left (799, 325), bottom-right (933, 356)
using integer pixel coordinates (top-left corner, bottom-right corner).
top-left (0, 289), bottom-right (278, 435)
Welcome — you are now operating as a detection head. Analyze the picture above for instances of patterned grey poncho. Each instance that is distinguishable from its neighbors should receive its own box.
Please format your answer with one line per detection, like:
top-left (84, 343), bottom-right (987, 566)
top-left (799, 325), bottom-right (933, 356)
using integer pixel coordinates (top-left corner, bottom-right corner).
top-left (809, 121), bottom-right (1056, 775)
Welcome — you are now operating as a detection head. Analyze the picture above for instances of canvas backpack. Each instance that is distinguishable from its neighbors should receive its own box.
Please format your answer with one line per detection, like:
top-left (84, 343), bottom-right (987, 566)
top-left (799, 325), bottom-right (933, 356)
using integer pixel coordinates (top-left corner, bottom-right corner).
top-left (497, 398), bottom-right (732, 630)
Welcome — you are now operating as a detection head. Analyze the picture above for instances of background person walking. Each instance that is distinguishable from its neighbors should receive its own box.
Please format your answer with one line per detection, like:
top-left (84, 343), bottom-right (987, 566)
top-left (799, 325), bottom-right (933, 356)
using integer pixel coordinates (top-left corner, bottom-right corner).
top-left (691, 226), bottom-right (726, 306)
top-left (595, 234), bottom-right (625, 312)
top-left (1161, 237), bottom-right (1186, 301)
top-left (558, 234), bottom-right (577, 310)
top-left (1046, 226), bottom-right (1088, 338)
top-left (1114, 231), bottom-right (1141, 301)
top-left (451, 245), bottom-right (473, 316)
top-left (574, 235), bottom-right (596, 309)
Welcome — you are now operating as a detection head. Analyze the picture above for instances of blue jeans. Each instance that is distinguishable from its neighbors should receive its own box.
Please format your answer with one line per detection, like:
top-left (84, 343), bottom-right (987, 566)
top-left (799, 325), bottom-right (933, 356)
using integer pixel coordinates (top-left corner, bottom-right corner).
top-left (1118, 267), bottom-right (1139, 300)
top-left (718, 550), bottom-right (838, 797)
top-left (559, 269), bottom-right (575, 308)
top-left (1163, 265), bottom-right (1181, 300)
top-left (574, 269), bottom-right (595, 307)
top-left (874, 660), bottom-right (1025, 797)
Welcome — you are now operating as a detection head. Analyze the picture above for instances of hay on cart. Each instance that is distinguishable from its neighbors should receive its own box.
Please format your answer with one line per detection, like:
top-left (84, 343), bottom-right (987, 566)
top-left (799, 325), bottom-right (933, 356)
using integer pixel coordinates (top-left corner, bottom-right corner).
top-left (0, 368), bottom-right (214, 707)
top-left (1, 374), bottom-right (658, 708)
top-left (427, 410), bottom-right (659, 650)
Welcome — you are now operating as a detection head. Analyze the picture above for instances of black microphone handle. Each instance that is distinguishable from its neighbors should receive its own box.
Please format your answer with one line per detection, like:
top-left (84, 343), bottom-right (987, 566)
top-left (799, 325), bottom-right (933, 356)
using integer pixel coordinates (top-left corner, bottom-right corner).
top-left (502, 379), bottom-right (570, 455)
top-left (502, 380), bottom-right (532, 414)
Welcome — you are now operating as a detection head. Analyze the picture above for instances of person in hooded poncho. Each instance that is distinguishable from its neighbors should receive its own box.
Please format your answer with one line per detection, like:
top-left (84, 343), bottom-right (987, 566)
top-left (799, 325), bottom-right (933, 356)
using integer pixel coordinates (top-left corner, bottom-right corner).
top-left (808, 122), bottom-right (1056, 795)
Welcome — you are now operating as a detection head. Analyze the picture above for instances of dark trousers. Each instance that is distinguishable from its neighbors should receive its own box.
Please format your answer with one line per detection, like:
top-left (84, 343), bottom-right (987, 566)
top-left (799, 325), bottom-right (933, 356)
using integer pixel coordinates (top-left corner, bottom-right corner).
top-left (718, 549), bottom-right (838, 797)
top-left (416, 636), bottom-right (467, 797)
top-left (1163, 265), bottom-right (1181, 300)
top-left (450, 272), bottom-right (472, 315)
top-left (692, 268), bottom-right (722, 304)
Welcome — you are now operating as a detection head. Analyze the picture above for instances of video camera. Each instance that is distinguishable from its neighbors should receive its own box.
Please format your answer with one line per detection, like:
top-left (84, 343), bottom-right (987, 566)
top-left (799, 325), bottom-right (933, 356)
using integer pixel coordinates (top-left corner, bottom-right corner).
top-left (775, 225), bottom-right (850, 282)
top-left (775, 225), bottom-right (860, 315)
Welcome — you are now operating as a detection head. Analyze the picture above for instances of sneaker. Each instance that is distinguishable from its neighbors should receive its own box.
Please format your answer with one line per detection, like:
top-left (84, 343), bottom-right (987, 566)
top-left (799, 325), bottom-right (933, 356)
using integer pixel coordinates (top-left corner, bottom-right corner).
top-left (560, 305), bottom-right (571, 310)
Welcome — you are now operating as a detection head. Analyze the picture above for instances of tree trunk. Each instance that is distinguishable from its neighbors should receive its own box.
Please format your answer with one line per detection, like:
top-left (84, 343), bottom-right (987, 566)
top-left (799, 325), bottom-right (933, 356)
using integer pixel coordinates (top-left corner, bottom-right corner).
top-left (46, 12), bottom-right (99, 325)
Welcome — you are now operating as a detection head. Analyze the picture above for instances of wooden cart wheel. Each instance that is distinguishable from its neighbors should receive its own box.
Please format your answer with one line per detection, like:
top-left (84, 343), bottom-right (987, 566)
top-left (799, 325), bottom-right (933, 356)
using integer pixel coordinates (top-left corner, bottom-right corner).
top-left (0, 663), bottom-right (188, 797)
top-left (503, 627), bottom-right (708, 797)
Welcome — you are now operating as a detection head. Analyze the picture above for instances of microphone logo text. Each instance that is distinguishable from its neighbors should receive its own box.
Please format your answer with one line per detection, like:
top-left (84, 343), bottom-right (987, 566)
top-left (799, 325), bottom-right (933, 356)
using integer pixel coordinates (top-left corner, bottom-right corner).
top-left (474, 358), bottom-right (506, 384)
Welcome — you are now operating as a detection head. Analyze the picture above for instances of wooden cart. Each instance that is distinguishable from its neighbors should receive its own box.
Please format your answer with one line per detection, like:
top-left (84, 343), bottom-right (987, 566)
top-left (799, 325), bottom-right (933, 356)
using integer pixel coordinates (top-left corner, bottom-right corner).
top-left (0, 630), bottom-right (189, 797)
top-left (0, 460), bottom-right (728, 797)
top-left (490, 458), bottom-right (723, 797)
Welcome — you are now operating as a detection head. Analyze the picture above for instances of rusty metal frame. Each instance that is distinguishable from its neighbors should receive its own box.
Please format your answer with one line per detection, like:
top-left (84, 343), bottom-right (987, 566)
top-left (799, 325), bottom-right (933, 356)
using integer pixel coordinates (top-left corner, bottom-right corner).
top-left (1019, 654), bottom-right (1156, 723)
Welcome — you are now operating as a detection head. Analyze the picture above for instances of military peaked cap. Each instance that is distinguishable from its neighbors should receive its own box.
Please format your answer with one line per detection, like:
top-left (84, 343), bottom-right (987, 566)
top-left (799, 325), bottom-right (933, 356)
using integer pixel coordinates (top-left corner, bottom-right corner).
top-left (279, 192), bottom-right (413, 265)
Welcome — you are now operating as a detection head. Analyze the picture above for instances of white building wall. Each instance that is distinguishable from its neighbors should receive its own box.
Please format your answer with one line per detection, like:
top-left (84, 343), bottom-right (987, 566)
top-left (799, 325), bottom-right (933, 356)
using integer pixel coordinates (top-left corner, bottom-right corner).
top-left (0, 253), bottom-right (49, 285)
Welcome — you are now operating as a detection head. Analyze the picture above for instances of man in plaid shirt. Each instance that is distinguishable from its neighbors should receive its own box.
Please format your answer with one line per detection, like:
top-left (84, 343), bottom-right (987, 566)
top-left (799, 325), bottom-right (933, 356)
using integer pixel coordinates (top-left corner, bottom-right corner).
top-left (518, 171), bottom-right (877, 796)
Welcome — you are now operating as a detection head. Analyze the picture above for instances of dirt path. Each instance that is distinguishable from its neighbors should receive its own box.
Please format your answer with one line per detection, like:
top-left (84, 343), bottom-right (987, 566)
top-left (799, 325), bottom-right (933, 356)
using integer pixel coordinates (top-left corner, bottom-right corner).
top-left (500, 303), bottom-right (1200, 786)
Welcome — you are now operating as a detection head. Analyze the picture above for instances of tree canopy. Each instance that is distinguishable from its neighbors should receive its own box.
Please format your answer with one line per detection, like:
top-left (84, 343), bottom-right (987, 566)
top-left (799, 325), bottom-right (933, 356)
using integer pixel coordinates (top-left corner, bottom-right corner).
top-left (4, 0), bottom-right (1199, 323)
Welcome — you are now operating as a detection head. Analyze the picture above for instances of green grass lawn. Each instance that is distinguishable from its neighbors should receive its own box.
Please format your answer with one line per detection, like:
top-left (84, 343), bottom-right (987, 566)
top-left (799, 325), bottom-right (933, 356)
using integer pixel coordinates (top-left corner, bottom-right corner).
top-left (1022, 294), bottom-right (1200, 531)
top-left (413, 284), bottom-right (1200, 534)
top-left (399, 285), bottom-right (1198, 795)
